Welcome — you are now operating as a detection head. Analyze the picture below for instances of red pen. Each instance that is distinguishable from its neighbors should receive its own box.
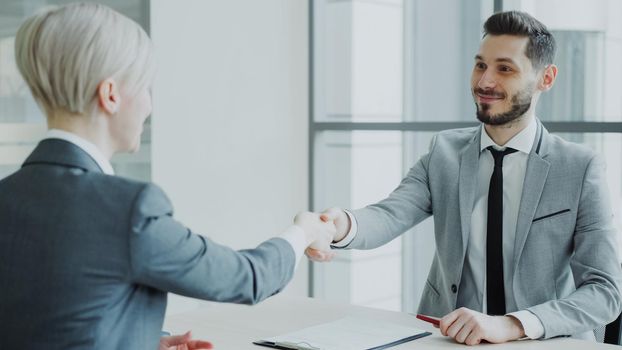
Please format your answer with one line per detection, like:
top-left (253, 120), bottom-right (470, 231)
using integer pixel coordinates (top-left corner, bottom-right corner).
top-left (416, 314), bottom-right (440, 326)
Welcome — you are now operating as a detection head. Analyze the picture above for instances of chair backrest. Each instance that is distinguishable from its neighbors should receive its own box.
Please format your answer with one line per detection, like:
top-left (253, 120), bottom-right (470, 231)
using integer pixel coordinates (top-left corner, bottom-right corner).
top-left (604, 313), bottom-right (622, 345)
top-left (604, 263), bottom-right (622, 345)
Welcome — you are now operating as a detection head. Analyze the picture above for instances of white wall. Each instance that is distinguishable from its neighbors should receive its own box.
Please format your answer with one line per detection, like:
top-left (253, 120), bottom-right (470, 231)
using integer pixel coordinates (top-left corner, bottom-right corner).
top-left (149, 0), bottom-right (309, 314)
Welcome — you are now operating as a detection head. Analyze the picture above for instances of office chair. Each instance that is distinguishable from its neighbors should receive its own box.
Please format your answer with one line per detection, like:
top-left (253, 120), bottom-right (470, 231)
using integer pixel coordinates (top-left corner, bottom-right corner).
top-left (601, 262), bottom-right (622, 345)
top-left (604, 312), bottom-right (622, 345)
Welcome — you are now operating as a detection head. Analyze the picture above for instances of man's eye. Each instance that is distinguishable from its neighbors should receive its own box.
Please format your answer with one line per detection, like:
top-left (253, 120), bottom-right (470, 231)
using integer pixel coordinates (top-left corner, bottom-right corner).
top-left (499, 66), bottom-right (513, 72)
top-left (475, 62), bottom-right (486, 70)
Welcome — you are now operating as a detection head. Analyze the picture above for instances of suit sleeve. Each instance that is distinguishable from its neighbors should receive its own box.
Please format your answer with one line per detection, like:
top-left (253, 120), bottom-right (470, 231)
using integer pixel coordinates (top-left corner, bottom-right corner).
top-left (127, 183), bottom-right (296, 305)
top-left (346, 136), bottom-right (436, 250)
top-left (527, 155), bottom-right (622, 338)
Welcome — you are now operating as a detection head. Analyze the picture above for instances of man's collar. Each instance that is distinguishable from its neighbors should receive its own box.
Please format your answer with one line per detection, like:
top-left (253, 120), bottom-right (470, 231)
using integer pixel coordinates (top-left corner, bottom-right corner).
top-left (479, 117), bottom-right (537, 154)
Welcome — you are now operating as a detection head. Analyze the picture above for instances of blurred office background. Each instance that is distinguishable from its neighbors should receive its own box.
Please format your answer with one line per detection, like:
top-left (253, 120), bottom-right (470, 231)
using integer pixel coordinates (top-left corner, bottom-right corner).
top-left (1, 0), bottom-right (621, 316)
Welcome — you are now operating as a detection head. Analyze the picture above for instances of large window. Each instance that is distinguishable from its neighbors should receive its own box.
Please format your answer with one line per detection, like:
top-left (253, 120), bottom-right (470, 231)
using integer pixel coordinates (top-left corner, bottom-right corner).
top-left (0, 0), bottom-right (151, 181)
top-left (310, 0), bottom-right (622, 313)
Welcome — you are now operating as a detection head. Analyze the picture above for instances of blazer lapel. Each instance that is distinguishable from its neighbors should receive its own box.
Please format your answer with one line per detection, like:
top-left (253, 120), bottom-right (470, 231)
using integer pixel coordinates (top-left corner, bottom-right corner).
top-left (458, 129), bottom-right (481, 257)
top-left (513, 122), bottom-right (550, 267)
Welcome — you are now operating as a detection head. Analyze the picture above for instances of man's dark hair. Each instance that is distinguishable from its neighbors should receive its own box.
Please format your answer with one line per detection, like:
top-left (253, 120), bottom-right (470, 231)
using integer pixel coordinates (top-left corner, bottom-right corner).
top-left (483, 11), bottom-right (556, 70)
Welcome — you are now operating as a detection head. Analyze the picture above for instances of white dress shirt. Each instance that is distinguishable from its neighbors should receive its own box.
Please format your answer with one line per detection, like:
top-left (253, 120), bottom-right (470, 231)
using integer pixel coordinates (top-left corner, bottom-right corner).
top-left (43, 129), bottom-right (308, 268)
top-left (335, 118), bottom-right (544, 339)
top-left (472, 118), bottom-right (543, 338)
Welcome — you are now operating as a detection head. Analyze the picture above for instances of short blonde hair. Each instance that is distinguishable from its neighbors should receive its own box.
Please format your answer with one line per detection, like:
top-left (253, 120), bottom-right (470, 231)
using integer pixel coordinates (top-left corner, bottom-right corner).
top-left (14, 2), bottom-right (155, 115)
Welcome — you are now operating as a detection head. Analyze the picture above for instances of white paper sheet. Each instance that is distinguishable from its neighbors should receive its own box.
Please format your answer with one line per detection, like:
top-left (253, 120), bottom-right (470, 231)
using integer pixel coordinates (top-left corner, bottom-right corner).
top-left (260, 316), bottom-right (428, 350)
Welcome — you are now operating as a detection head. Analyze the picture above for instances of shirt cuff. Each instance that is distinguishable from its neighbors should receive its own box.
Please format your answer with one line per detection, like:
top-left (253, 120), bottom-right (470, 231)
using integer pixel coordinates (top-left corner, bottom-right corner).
top-left (331, 209), bottom-right (357, 248)
top-left (507, 310), bottom-right (544, 339)
top-left (279, 225), bottom-right (307, 270)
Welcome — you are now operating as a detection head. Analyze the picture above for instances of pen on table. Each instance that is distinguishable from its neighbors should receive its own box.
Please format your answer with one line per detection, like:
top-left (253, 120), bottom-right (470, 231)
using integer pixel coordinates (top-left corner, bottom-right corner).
top-left (275, 341), bottom-right (320, 350)
top-left (416, 314), bottom-right (440, 326)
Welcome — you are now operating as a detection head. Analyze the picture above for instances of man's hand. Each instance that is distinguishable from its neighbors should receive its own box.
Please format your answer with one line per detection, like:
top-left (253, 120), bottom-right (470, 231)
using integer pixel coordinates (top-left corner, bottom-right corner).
top-left (320, 207), bottom-right (350, 241)
top-left (294, 211), bottom-right (337, 261)
top-left (305, 207), bottom-right (350, 262)
top-left (439, 308), bottom-right (525, 345)
top-left (159, 331), bottom-right (213, 350)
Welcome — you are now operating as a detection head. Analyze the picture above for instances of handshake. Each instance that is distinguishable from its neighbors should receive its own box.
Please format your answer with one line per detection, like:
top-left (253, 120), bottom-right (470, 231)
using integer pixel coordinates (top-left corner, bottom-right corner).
top-left (294, 208), bottom-right (351, 263)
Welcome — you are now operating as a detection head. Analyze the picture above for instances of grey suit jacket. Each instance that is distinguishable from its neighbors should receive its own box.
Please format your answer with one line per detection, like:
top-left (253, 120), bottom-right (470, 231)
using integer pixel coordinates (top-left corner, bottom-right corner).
top-left (0, 139), bottom-right (295, 349)
top-left (346, 121), bottom-right (622, 339)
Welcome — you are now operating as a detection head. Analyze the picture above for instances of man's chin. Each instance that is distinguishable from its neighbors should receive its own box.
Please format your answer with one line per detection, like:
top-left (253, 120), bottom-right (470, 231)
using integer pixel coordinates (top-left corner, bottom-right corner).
top-left (477, 111), bottom-right (526, 126)
top-left (477, 112), bottom-right (507, 126)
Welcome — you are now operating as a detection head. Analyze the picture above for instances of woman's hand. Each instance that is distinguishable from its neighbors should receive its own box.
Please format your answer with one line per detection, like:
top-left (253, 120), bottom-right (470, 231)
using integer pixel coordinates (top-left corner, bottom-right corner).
top-left (159, 331), bottom-right (213, 350)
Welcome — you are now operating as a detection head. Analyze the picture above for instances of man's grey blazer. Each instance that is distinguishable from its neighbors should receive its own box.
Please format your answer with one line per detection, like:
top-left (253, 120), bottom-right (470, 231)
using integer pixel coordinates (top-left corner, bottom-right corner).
top-left (346, 120), bottom-right (622, 339)
top-left (0, 139), bottom-right (295, 349)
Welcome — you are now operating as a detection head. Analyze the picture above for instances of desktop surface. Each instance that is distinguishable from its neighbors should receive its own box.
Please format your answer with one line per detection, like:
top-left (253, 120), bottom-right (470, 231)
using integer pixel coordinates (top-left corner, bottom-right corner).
top-left (164, 294), bottom-right (618, 349)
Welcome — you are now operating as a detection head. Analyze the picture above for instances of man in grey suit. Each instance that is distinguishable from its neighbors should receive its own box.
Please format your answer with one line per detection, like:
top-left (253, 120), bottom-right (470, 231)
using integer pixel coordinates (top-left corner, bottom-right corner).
top-left (0, 3), bottom-right (335, 349)
top-left (308, 11), bottom-right (622, 345)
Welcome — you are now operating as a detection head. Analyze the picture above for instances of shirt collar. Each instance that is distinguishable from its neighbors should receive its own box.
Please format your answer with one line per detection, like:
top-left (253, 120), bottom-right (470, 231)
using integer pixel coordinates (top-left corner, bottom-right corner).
top-left (43, 129), bottom-right (115, 175)
top-left (480, 117), bottom-right (537, 154)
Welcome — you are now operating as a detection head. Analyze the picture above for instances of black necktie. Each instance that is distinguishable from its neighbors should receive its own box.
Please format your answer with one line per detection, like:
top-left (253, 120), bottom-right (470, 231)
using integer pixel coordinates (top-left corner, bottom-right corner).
top-left (486, 146), bottom-right (517, 316)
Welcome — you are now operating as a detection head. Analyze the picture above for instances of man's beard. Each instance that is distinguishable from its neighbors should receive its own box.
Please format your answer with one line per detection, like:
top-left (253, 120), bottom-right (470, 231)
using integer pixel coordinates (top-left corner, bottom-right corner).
top-left (475, 87), bottom-right (532, 126)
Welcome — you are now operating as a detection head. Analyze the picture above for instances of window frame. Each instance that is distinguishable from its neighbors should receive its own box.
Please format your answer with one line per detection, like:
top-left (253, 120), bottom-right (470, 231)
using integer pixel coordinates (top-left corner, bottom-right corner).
top-left (307, 0), bottom-right (622, 304)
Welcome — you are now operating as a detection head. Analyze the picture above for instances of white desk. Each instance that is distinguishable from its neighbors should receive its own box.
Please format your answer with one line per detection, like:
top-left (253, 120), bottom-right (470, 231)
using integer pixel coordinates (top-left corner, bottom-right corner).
top-left (164, 294), bottom-right (618, 349)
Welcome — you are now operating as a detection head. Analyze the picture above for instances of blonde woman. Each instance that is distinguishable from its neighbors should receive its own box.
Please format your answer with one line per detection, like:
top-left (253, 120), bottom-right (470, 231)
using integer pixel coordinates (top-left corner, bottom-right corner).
top-left (0, 3), bottom-right (335, 349)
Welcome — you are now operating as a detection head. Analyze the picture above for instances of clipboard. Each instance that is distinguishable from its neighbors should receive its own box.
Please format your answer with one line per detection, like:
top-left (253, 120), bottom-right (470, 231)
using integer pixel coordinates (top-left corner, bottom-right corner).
top-left (253, 332), bottom-right (431, 350)
top-left (253, 340), bottom-right (320, 350)
top-left (252, 316), bottom-right (432, 350)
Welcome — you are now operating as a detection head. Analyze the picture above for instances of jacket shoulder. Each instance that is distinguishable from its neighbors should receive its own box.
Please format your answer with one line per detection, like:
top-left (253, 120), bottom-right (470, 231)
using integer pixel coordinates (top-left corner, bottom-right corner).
top-left (430, 126), bottom-right (479, 154)
top-left (124, 181), bottom-right (174, 234)
top-left (545, 133), bottom-right (599, 167)
top-left (44, 171), bottom-right (174, 233)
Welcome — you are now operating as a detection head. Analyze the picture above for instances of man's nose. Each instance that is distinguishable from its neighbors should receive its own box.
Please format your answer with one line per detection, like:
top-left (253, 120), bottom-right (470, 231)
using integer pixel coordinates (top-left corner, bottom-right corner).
top-left (477, 70), bottom-right (496, 90)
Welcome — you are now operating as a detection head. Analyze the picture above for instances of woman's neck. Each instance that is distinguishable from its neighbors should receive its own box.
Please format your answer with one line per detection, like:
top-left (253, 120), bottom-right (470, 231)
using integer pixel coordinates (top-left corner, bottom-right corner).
top-left (46, 110), bottom-right (116, 159)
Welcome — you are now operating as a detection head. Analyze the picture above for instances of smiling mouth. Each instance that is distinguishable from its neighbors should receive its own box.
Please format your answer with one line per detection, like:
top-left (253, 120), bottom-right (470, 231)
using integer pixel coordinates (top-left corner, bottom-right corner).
top-left (476, 92), bottom-right (504, 104)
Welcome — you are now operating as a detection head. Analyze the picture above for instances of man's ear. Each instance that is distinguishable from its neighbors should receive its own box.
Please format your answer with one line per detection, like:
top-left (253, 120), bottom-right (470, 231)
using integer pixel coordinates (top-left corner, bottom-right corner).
top-left (97, 78), bottom-right (121, 115)
top-left (538, 64), bottom-right (558, 92)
